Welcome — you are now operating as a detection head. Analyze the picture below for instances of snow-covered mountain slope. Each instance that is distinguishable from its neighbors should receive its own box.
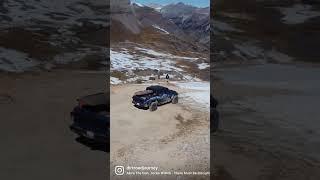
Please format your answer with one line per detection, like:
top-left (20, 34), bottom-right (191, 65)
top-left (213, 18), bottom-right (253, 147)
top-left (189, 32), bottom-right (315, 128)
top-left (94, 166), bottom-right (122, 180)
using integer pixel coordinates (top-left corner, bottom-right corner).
top-left (212, 0), bottom-right (320, 65)
top-left (0, 0), bottom-right (108, 72)
top-left (0, 0), bottom-right (108, 28)
top-left (111, 2), bottom-right (208, 48)
top-left (110, 42), bottom-right (209, 84)
top-left (146, 3), bottom-right (163, 12)
top-left (110, 1), bottom-right (210, 84)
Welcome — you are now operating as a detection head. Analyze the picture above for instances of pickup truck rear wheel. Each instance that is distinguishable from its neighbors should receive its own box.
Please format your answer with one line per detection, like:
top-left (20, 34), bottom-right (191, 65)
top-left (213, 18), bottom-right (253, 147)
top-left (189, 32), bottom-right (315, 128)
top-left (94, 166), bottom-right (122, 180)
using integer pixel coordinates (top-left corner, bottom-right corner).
top-left (172, 96), bottom-right (178, 104)
top-left (149, 102), bottom-right (158, 111)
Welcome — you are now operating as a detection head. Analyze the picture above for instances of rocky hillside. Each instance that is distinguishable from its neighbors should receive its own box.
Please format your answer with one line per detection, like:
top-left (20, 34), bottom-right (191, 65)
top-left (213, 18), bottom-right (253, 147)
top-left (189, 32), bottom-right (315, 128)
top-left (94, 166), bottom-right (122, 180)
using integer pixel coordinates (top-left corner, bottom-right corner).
top-left (116, 2), bottom-right (210, 50)
top-left (146, 3), bottom-right (163, 11)
top-left (160, 2), bottom-right (210, 46)
top-left (0, 0), bottom-right (109, 72)
top-left (212, 0), bottom-right (320, 65)
top-left (110, 0), bottom-right (210, 84)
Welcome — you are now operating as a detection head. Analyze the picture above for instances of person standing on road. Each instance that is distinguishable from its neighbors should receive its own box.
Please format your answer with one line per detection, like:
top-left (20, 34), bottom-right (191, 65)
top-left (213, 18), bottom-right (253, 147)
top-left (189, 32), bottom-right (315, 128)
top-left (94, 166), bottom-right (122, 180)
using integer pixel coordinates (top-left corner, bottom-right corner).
top-left (166, 74), bottom-right (170, 83)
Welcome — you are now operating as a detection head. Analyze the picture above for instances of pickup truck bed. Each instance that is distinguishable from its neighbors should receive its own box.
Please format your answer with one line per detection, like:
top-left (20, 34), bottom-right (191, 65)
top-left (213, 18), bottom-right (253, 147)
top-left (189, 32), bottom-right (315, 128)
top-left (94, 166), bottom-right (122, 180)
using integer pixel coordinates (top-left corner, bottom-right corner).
top-left (70, 93), bottom-right (109, 143)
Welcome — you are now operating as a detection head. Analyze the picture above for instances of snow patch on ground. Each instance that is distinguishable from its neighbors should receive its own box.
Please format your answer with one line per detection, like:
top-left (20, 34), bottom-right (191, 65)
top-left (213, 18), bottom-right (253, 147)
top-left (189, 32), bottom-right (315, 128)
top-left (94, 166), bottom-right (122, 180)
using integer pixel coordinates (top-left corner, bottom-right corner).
top-left (1, 0), bottom-right (107, 28)
top-left (110, 46), bottom-right (206, 84)
top-left (184, 91), bottom-right (210, 111)
top-left (213, 20), bottom-right (243, 33)
top-left (234, 43), bottom-right (263, 59)
top-left (175, 82), bottom-right (210, 91)
top-left (154, 7), bottom-right (162, 12)
top-left (111, 49), bottom-right (184, 72)
top-left (198, 63), bottom-right (209, 70)
top-left (135, 47), bottom-right (198, 60)
top-left (233, 43), bottom-right (293, 63)
top-left (111, 75), bottom-right (159, 85)
top-left (0, 47), bottom-right (39, 72)
top-left (127, 76), bottom-right (151, 82)
top-left (152, 25), bottom-right (170, 34)
top-left (110, 49), bottom-right (135, 70)
top-left (266, 49), bottom-right (293, 63)
top-left (175, 81), bottom-right (210, 111)
top-left (134, 47), bottom-right (168, 57)
top-left (220, 12), bottom-right (255, 21)
top-left (181, 75), bottom-right (202, 81)
top-left (53, 52), bottom-right (86, 64)
top-left (132, 2), bottom-right (145, 7)
top-left (111, 77), bottom-right (122, 85)
top-left (277, 4), bottom-right (320, 24)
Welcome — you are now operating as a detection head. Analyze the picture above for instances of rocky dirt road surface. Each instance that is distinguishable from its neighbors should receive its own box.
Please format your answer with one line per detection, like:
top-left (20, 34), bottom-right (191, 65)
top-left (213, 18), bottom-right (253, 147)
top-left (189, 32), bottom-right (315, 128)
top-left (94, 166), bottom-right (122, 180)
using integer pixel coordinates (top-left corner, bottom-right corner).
top-left (110, 82), bottom-right (210, 180)
top-left (212, 63), bottom-right (320, 180)
top-left (0, 70), bottom-right (108, 180)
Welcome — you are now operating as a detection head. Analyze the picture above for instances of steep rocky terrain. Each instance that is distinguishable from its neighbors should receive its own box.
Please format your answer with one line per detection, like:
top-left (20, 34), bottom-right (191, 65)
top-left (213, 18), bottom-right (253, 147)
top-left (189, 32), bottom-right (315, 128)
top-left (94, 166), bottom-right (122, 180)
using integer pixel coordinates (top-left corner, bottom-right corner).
top-left (212, 0), bottom-right (320, 65)
top-left (111, 1), bottom-right (209, 51)
top-left (0, 0), bottom-right (109, 72)
top-left (147, 3), bottom-right (163, 11)
top-left (160, 2), bottom-right (210, 46)
top-left (212, 1), bottom-right (320, 180)
top-left (0, 1), bottom-right (110, 179)
top-left (110, 0), bottom-right (210, 84)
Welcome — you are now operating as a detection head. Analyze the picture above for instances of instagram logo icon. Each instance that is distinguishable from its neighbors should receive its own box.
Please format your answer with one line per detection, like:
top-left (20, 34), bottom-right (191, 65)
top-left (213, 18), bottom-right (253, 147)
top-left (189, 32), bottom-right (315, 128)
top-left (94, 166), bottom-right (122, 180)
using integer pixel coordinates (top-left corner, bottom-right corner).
top-left (115, 166), bottom-right (125, 175)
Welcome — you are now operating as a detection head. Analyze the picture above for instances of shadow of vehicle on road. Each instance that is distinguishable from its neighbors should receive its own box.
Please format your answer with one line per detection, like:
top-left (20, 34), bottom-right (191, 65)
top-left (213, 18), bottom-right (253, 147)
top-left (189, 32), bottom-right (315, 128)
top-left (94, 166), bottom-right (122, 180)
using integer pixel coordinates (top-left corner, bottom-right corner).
top-left (75, 136), bottom-right (109, 152)
top-left (134, 105), bottom-right (149, 110)
top-left (134, 101), bottom-right (173, 111)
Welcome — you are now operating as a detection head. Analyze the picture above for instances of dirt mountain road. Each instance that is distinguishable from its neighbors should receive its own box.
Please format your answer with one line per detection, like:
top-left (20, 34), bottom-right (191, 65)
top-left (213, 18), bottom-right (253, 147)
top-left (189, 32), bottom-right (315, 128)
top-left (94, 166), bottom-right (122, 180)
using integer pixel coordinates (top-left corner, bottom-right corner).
top-left (0, 70), bottom-right (108, 180)
top-left (110, 83), bottom-right (210, 180)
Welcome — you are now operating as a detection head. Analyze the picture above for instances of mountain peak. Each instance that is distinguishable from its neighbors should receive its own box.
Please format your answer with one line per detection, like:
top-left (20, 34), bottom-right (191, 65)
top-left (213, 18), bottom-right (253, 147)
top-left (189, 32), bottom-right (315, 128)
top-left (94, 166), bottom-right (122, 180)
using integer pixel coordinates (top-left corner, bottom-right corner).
top-left (147, 3), bottom-right (163, 11)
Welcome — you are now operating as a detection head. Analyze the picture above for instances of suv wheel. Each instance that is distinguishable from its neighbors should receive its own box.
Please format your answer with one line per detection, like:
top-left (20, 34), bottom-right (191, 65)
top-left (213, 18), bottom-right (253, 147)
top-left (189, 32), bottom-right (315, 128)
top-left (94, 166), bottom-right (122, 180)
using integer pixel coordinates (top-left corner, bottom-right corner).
top-left (149, 102), bottom-right (158, 111)
top-left (172, 96), bottom-right (178, 104)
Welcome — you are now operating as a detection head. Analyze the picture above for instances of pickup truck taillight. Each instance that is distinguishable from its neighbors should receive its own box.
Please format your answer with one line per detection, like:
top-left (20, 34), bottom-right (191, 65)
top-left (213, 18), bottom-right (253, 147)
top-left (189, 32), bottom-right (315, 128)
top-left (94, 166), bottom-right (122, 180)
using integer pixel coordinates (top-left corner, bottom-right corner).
top-left (78, 100), bottom-right (85, 108)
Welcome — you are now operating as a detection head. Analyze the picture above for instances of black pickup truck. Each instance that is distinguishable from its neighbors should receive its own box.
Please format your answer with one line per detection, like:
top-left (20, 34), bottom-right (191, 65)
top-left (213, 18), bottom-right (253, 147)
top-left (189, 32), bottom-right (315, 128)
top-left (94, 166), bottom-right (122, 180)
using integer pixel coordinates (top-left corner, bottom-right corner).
top-left (132, 85), bottom-right (178, 111)
top-left (69, 93), bottom-right (109, 143)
